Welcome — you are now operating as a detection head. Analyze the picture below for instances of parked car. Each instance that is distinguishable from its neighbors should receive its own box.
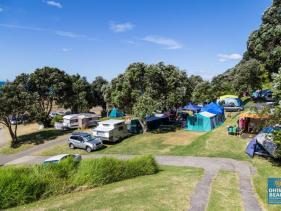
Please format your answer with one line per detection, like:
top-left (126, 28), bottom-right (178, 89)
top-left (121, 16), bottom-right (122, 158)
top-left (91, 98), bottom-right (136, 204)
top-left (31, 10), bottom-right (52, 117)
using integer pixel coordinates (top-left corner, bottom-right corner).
top-left (92, 119), bottom-right (129, 142)
top-left (68, 132), bottom-right (104, 152)
top-left (43, 154), bottom-right (81, 164)
top-left (9, 114), bottom-right (30, 125)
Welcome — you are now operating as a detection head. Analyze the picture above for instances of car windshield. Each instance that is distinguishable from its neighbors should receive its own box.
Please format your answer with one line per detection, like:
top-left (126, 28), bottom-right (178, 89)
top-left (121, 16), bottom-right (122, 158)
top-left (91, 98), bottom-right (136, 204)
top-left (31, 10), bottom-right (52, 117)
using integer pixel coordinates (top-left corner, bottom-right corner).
top-left (84, 134), bottom-right (96, 142)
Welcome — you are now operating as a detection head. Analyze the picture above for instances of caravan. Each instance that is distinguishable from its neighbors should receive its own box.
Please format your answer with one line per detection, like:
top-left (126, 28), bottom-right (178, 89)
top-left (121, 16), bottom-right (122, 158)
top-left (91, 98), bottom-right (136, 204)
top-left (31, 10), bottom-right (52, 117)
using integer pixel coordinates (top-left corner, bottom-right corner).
top-left (92, 119), bottom-right (128, 142)
top-left (62, 113), bottom-right (100, 129)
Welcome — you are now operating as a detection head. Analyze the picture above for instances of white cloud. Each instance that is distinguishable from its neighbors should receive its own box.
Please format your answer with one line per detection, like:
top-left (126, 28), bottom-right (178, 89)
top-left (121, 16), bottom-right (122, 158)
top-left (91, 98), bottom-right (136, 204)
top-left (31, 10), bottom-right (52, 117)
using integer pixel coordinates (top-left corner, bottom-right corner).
top-left (110, 22), bottom-right (135, 32)
top-left (45, 1), bottom-right (62, 9)
top-left (0, 23), bottom-right (94, 40)
top-left (62, 48), bottom-right (72, 52)
top-left (55, 31), bottom-right (83, 38)
top-left (0, 8), bottom-right (3, 12)
top-left (218, 53), bottom-right (242, 62)
top-left (142, 36), bottom-right (183, 50)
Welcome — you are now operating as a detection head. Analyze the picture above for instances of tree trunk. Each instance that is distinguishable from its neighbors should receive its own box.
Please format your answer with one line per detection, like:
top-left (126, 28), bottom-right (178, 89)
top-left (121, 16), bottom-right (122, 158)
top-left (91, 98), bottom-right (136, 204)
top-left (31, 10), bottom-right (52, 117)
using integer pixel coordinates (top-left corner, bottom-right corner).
top-left (7, 125), bottom-right (18, 147)
top-left (139, 118), bottom-right (148, 133)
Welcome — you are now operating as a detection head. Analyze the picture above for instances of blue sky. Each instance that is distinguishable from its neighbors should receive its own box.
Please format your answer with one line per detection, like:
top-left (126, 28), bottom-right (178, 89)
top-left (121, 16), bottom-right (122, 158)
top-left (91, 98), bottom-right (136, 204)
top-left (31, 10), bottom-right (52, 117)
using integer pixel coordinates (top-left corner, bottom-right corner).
top-left (0, 0), bottom-right (272, 81)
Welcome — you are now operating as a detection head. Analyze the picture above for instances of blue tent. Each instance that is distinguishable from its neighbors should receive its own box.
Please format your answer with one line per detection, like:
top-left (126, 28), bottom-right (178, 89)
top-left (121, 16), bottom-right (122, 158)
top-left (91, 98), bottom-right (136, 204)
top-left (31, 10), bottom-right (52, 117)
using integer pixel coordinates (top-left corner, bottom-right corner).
top-left (145, 115), bottom-right (170, 131)
top-left (201, 102), bottom-right (224, 115)
top-left (109, 108), bottom-right (124, 118)
top-left (182, 103), bottom-right (201, 112)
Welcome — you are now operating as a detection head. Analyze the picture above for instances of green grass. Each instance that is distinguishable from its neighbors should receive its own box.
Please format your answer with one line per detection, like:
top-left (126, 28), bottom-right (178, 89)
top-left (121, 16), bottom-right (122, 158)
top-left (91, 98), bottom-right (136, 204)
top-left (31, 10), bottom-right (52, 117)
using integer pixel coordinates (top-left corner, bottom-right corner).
top-left (0, 129), bottom-right (72, 155)
top-left (252, 157), bottom-right (281, 211)
top-left (207, 171), bottom-right (243, 211)
top-left (38, 130), bottom-right (203, 156)
top-left (40, 113), bottom-right (249, 161)
top-left (10, 166), bottom-right (204, 211)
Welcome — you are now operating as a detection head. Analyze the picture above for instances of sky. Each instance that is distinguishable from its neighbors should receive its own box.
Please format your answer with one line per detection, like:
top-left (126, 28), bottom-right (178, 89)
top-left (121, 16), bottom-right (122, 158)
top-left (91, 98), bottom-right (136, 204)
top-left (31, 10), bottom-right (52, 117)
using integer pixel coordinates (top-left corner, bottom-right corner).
top-left (0, 0), bottom-right (273, 81)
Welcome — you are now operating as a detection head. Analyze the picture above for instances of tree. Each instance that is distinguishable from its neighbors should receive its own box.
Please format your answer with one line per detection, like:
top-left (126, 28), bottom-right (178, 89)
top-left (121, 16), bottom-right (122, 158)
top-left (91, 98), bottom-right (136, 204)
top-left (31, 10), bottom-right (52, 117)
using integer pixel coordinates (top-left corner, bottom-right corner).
top-left (189, 75), bottom-right (204, 91)
top-left (0, 77), bottom-right (31, 146)
top-left (91, 76), bottom-right (108, 114)
top-left (272, 69), bottom-right (281, 101)
top-left (61, 74), bottom-right (94, 114)
top-left (231, 59), bottom-right (264, 96)
top-left (132, 95), bottom-right (160, 132)
top-left (273, 130), bottom-right (281, 159)
top-left (191, 81), bottom-right (213, 104)
top-left (105, 62), bottom-right (192, 114)
top-left (28, 67), bottom-right (70, 127)
top-left (209, 0), bottom-right (281, 97)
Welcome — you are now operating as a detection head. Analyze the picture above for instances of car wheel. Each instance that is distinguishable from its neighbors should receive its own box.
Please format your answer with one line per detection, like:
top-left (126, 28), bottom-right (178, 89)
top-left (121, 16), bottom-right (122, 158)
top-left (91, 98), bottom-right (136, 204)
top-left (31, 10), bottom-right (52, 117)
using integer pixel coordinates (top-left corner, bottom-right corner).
top-left (86, 147), bottom-right (92, 153)
top-left (69, 144), bottom-right (75, 149)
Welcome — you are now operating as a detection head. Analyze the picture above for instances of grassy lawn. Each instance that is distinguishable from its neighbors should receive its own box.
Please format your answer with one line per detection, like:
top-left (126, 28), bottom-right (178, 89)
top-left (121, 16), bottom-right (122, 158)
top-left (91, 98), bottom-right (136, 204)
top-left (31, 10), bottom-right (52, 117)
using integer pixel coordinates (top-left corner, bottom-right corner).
top-left (10, 166), bottom-right (204, 211)
top-left (38, 130), bottom-right (203, 156)
top-left (252, 157), bottom-right (281, 211)
top-left (39, 116), bottom-right (249, 161)
top-left (207, 171), bottom-right (243, 211)
top-left (0, 128), bottom-right (71, 154)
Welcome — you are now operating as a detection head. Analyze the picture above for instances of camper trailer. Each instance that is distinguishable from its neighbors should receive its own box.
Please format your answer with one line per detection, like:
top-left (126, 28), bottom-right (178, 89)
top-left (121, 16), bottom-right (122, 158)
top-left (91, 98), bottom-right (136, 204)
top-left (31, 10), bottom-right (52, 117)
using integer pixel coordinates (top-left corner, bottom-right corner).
top-left (92, 119), bottom-right (128, 142)
top-left (62, 113), bottom-right (100, 129)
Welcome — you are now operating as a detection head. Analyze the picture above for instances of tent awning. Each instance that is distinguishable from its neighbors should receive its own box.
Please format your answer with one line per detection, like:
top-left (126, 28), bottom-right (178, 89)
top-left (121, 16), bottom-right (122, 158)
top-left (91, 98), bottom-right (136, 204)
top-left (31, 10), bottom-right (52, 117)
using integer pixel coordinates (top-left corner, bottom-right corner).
top-left (239, 113), bottom-right (270, 119)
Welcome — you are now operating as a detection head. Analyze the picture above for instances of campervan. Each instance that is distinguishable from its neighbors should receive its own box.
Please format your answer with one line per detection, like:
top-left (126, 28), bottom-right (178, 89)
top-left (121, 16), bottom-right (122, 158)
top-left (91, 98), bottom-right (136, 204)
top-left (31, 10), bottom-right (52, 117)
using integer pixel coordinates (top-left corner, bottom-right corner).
top-left (92, 119), bottom-right (128, 142)
top-left (62, 113), bottom-right (100, 129)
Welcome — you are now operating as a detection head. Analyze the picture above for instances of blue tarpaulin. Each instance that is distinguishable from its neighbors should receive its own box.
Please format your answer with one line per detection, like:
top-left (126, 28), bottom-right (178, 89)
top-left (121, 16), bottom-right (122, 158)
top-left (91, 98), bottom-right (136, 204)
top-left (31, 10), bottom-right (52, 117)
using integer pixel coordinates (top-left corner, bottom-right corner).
top-left (245, 138), bottom-right (257, 158)
top-left (182, 103), bottom-right (201, 112)
top-left (201, 102), bottom-right (224, 115)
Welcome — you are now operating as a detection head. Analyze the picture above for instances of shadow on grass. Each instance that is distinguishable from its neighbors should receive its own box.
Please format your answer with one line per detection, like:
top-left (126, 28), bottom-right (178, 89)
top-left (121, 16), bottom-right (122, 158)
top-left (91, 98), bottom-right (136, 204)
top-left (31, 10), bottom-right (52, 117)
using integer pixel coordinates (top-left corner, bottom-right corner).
top-left (12, 129), bottom-right (73, 148)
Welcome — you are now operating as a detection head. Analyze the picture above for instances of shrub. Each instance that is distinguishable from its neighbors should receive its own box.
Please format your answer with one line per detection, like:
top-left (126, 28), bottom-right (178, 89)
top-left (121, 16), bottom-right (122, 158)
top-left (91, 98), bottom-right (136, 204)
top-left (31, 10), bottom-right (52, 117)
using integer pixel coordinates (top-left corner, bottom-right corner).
top-left (51, 115), bottom-right (63, 126)
top-left (0, 156), bottom-right (158, 209)
top-left (73, 155), bottom-right (158, 187)
top-left (0, 167), bottom-right (46, 209)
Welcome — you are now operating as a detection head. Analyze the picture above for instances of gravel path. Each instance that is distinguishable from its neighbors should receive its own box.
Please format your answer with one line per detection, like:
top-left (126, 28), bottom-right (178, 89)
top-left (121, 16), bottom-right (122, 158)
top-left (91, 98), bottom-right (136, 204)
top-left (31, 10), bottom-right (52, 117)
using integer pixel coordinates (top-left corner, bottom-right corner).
top-left (0, 134), bottom-right (68, 166)
top-left (1, 153), bottom-right (263, 211)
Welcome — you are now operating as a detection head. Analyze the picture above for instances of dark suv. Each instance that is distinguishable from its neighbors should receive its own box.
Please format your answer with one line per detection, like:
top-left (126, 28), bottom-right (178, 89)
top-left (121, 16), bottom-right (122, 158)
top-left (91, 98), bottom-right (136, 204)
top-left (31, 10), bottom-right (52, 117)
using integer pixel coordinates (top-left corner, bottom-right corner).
top-left (68, 132), bottom-right (103, 152)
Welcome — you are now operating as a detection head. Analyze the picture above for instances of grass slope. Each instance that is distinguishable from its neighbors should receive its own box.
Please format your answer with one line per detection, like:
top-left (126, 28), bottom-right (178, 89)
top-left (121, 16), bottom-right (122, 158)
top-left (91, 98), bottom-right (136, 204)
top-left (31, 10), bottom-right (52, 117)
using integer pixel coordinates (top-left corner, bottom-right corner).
top-left (11, 166), bottom-right (204, 211)
top-left (207, 171), bottom-right (243, 211)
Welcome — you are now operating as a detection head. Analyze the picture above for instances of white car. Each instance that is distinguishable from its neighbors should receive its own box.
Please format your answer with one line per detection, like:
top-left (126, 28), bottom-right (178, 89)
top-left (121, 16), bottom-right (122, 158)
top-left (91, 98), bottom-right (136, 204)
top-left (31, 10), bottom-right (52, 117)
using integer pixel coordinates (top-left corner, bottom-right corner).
top-left (43, 154), bottom-right (81, 164)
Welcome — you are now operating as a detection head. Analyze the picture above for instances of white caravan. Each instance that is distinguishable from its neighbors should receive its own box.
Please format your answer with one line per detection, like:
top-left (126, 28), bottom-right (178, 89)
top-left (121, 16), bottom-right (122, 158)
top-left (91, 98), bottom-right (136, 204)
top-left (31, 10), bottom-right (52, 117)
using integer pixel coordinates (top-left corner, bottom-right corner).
top-left (92, 119), bottom-right (128, 142)
top-left (62, 113), bottom-right (100, 129)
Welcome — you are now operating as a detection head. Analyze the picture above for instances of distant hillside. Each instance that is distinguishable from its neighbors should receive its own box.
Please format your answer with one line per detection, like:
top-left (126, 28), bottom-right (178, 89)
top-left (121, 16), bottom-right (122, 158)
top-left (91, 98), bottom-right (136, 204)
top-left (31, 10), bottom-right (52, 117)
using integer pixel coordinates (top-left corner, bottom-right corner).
top-left (0, 81), bottom-right (5, 87)
top-left (210, 0), bottom-right (281, 96)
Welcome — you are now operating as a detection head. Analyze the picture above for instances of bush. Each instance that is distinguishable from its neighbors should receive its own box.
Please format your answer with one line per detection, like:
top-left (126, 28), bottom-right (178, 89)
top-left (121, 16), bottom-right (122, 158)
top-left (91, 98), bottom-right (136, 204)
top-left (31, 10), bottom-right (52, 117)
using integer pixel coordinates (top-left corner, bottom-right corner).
top-left (73, 155), bottom-right (158, 187)
top-left (0, 156), bottom-right (158, 209)
top-left (51, 115), bottom-right (63, 126)
top-left (0, 167), bottom-right (46, 209)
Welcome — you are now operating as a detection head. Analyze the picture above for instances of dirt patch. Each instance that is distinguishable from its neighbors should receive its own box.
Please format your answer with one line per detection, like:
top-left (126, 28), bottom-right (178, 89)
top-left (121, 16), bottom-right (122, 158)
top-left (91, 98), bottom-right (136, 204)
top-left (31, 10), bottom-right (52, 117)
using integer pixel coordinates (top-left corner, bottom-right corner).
top-left (163, 131), bottom-right (203, 146)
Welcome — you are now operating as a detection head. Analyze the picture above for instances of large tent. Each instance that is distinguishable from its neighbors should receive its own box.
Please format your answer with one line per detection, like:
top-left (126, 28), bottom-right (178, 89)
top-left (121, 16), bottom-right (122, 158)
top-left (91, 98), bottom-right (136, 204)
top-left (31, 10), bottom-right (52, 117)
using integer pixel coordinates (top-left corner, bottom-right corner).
top-left (217, 95), bottom-right (243, 111)
top-left (185, 103), bottom-right (225, 132)
top-left (109, 108), bottom-right (124, 118)
top-left (201, 102), bottom-right (224, 115)
top-left (186, 111), bottom-right (219, 132)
